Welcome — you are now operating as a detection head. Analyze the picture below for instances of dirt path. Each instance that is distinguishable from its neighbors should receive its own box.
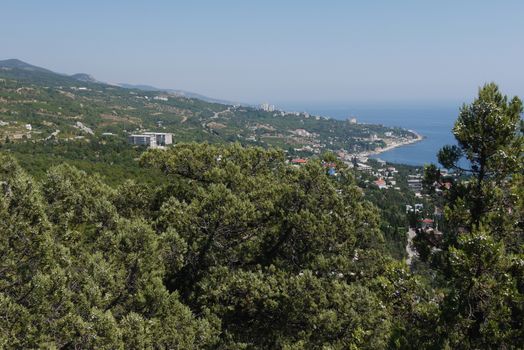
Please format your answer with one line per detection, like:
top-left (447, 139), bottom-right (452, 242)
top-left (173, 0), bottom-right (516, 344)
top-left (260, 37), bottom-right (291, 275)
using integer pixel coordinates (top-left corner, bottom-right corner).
top-left (406, 228), bottom-right (418, 266)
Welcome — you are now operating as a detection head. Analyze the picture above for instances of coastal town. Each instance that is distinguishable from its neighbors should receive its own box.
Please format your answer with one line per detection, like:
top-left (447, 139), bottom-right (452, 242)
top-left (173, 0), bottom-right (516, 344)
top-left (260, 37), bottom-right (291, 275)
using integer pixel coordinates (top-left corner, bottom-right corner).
top-left (0, 72), bottom-right (422, 161)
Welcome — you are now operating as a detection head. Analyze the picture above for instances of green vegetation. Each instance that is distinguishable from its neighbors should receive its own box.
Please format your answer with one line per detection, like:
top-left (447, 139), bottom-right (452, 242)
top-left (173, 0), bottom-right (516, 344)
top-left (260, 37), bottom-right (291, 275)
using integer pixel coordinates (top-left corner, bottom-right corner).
top-left (1, 65), bottom-right (523, 348)
top-left (0, 60), bottom-right (417, 166)
top-left (416, 83), bottom-right (524, 348)
top-left (1, 143), bottom-right (412, 348)
top-left (0, 136), bottom-right (164, 185)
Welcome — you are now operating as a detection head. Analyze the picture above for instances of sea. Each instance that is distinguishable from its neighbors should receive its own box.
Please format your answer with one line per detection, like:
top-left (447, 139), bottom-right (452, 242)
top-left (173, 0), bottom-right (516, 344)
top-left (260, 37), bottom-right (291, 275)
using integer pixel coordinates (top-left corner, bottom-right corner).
top-left (281, 104), bottom-right (460, 166)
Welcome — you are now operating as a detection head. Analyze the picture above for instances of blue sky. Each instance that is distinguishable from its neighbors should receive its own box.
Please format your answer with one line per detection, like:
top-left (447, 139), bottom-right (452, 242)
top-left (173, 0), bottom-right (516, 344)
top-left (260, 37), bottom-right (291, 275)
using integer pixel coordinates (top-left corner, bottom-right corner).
top-left (1, 0), bottom-right (523, 105)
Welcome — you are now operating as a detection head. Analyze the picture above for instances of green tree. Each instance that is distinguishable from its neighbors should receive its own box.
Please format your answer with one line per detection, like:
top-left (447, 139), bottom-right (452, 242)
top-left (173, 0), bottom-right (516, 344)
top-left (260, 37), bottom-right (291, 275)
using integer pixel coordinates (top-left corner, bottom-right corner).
top-left (0, 154), bottom-right (219, 348)
top-left (199, 267), bottom-right (391, 349)
top-left (421, 84), bottom-right (524, 348)
top-left (437, 83), bottom-right (523, 227)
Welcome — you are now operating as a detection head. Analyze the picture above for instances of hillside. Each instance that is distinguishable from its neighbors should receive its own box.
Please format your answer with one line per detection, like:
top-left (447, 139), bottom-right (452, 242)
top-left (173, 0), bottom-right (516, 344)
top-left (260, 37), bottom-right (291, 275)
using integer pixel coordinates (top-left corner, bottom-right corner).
top-left (0, 59), bottom-right (417, 154)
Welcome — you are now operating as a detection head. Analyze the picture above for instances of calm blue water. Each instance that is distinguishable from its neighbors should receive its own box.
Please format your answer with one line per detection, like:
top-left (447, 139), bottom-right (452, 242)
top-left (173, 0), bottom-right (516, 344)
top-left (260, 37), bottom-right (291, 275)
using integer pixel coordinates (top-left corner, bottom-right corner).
top-left (282, 104), bottom-right (460, 166)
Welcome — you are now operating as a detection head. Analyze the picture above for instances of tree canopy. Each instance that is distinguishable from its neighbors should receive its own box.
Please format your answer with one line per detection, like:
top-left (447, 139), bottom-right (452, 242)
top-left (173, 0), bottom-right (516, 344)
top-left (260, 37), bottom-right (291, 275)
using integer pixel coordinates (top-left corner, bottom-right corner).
top-left (0, 83), bottom-right (522, 348)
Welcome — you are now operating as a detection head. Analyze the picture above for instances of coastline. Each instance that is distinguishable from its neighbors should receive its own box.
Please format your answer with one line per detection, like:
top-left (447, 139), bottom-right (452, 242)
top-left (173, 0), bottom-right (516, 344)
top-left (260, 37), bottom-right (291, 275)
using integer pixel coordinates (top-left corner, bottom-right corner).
top-left (359, 131), bottom-right (424, 158)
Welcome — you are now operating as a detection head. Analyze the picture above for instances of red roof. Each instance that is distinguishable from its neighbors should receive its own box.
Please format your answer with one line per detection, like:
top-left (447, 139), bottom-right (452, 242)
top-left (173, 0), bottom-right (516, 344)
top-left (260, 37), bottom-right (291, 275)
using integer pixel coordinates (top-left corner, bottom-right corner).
top-left (419, 218), bottom-right (434, 223)
top-left (291, 158), bottom-right (308, 164)
top-left (374, 178), bottom-right (386, 186)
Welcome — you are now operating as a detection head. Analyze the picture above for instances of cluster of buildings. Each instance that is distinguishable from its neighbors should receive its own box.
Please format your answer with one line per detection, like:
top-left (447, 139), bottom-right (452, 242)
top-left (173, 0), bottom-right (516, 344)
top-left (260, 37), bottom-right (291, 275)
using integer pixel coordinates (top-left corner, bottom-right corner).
top-left (128, 132), bottom-right (173, 148)
top-left (153, 95), bottom-right (169, 102)
top-left (259, 103), bottom-right (276, 112)
top-left (406, 203), bottom-right (424, 213)
top-left (371, 166), bottom-right (399, 190)
top-left (292, 128), bottom-right (313, 137)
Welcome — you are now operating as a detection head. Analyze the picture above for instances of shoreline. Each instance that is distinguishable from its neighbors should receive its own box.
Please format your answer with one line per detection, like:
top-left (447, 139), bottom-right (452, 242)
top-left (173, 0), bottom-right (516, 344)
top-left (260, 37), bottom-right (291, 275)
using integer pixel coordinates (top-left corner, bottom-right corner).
top-left (358, 131), bottom-right (424, 158)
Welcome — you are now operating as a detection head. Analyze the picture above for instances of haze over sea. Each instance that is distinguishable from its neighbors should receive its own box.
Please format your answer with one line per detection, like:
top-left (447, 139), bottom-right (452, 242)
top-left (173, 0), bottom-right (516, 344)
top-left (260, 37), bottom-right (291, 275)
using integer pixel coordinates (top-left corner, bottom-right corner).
top-left (280, 104), bottom-right (460, 166)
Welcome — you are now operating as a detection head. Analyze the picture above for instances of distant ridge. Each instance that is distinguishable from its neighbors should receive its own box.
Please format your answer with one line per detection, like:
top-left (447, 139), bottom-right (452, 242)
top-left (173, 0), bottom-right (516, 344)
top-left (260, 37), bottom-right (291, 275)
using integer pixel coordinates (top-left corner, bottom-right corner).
top-left (70, 73), bottom-right (98, 83)
top-left (117, 83), bottom-right (241, 105)
top-left (0, 58), bottom-right (52, 73)
top-left (0, 58), bottom-right (241, 105)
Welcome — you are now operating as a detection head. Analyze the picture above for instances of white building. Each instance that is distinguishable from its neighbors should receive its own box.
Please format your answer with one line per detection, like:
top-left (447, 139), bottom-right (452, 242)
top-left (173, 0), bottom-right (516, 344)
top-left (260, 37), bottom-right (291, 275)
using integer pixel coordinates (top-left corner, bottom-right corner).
top-left (293, 129), bottom-right (312, 137)
top-left (129, 134), bottom-right (156, 147)
top-left (129, 132), bottom-right (173, 148)
top-left (357, 163), bottom-right (373, 173)
top-left (144, 132), bottom-right (173, 146)
top-left (260, 103), bottom-right (275, 112)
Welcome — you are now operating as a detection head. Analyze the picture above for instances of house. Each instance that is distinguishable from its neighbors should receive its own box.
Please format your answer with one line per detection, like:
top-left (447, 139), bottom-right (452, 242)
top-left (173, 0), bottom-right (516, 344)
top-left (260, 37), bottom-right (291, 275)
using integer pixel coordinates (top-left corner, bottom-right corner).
top-left (418, 218), bottom-right (434, 230)
top-left (374, 178), bottom-right (387, 190)
top-left (291, 158), bottom-right (308, 165)
top-left (322, 162), bottom-right (337, 168)
top-left (356, 163), bottom-right (372, 173)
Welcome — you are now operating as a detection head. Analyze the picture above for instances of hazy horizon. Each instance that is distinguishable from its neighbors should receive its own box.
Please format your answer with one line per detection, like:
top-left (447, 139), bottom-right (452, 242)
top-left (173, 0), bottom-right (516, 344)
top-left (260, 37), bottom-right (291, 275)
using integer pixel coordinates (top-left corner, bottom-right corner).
top-left (2, 0), bottom-right (523, 106)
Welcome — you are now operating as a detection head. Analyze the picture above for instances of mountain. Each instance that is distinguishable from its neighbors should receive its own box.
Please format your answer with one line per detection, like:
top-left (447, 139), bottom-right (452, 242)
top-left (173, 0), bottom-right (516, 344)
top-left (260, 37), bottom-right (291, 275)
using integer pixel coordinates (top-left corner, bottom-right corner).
top-left (0, 59), bottom-right (94, 86)
top-left (0, 58), bottom-right (52, 73)
top-left (71, 73), bottom-right (98, 83)
top-left (118, 83), bottom-right (239, 105)
top-left (0, 59), bottom-right (239, 105)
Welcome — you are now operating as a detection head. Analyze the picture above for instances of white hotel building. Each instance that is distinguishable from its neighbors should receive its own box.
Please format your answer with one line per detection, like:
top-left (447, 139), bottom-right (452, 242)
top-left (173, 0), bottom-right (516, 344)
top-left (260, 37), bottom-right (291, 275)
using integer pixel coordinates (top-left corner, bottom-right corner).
top-left (128, 132), bottom-right (173, 148)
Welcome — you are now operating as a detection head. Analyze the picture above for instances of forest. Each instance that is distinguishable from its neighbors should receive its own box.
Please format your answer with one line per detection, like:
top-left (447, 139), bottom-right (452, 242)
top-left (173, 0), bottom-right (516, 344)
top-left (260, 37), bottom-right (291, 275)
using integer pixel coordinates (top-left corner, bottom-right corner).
top-left (0, 83), bottom-right (523, 349)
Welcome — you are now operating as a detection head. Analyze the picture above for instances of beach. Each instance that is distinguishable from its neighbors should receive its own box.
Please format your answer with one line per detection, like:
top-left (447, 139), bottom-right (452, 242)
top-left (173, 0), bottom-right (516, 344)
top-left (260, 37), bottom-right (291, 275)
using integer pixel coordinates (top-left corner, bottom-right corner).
top-left (358, 131), bottom-right (424, 158)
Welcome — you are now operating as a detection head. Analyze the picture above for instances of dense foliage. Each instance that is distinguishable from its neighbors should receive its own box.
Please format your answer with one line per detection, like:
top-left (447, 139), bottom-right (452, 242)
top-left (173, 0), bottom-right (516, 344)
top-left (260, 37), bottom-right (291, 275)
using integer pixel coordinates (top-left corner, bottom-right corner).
top-left (0, 82), bottom-right (522, 349)
top-left (1, 142), bottom-right (428, 348)
top-left (419, 83), bottom-right (524, 348)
